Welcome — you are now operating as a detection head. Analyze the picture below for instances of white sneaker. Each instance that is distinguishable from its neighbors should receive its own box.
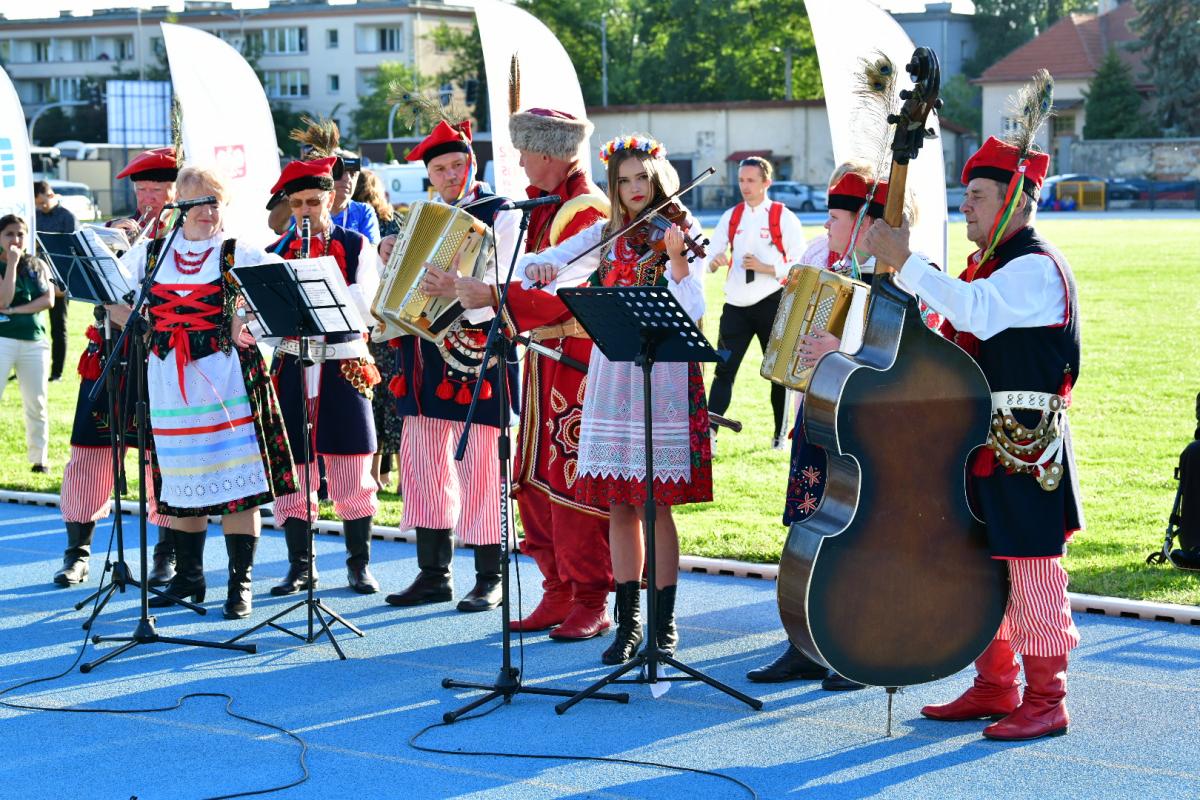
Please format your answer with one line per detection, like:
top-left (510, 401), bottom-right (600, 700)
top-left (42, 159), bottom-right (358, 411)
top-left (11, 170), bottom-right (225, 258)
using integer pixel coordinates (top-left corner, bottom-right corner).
top-left (771, 436), bottom-right (787, 451)
top-left (710, 436), bottom-right (718, 457)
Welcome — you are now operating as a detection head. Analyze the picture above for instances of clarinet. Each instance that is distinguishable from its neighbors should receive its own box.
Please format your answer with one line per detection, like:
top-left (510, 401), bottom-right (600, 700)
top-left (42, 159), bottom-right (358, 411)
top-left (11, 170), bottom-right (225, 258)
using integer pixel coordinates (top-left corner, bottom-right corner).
top-left (299, 215), bottom-right (311, 259)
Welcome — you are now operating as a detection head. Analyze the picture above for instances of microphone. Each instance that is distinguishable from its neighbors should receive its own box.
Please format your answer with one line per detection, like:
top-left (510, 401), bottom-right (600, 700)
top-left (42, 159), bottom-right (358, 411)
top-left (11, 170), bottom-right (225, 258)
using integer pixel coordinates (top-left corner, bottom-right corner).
top-left (163, 195), bottom-right (218, 210)
top-left (497, 194), bottom-right (563, 211)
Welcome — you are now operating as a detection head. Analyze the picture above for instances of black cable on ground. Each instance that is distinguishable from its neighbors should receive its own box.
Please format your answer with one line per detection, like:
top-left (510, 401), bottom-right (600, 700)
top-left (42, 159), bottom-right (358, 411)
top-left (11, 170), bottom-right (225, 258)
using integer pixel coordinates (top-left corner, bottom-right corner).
top-left (0, 521), bottom-right (310, 800)
top-left (408, 698), bottom-right (759, 800)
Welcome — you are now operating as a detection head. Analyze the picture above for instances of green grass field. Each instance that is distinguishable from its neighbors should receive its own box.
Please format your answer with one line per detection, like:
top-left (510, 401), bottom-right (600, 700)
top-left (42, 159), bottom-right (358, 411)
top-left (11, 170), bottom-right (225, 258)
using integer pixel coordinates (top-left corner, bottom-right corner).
top-left (3, 217), bottom-right (1198, 603)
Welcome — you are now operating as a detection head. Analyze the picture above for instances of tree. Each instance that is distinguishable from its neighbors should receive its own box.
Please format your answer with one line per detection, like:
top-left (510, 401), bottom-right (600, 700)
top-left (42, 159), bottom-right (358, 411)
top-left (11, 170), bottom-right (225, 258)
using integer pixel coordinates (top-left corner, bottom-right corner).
top-left (1129, 0), bottom-right (1200, 136)
top-left (1082, 48), bottom-right (1157, 139)
top-left (965, 0), bottom-right (1097, 78)
top-left (428, 23), bottom-right (488, 131)
top-left (516, 0), bottom-right (821, 105)
top-left (350, 62), bottom-right (435, 143)
top-left (939, 74), bottom-right (982, 133)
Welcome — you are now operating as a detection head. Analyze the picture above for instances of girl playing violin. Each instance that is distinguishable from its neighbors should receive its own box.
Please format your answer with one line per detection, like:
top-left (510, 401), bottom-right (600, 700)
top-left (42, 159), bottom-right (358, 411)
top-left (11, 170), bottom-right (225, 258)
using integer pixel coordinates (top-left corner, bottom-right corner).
top-left (521, 134), bottom-right (712, 665)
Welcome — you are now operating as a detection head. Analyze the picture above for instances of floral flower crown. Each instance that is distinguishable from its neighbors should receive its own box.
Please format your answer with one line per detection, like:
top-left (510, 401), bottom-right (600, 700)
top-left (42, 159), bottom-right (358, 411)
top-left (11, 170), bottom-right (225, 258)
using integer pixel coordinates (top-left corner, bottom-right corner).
top-left (599, 135), bottom-right (667, 165)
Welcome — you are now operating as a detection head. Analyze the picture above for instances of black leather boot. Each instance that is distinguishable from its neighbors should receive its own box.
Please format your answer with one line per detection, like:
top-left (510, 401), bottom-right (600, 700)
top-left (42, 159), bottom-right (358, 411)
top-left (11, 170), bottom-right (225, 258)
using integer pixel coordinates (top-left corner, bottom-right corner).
top-left (53, 521), bottom-right (94, 586)
top-left (747, 642), bottom-right (829, 683)
top-left (223, 534), bottom-right (257, 620)
top-left (456, 544), bottom-right (502, 612)
top-left (149, 525), bottom-right (176, 586)
top-left (149, 529), bottom-right (206, 607)
top-left (652, 584), bottom-right (679, 656)
top-left (270, 518), bottom-right (318, 596)
top-left (385, 527), bottom-right (453, 606)
top-left (343, 516), bottom-right (380, 594)
top-left (822, 672), bottom-right (866, 691)
top-left (602, 581), bottom-right (643, 665)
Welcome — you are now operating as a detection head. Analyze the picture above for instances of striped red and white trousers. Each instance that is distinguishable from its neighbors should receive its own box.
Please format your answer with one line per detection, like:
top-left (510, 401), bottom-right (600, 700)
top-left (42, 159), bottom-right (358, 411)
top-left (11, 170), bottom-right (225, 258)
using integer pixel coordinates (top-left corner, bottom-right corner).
top-left (994, 557), bottom-right (1081, 657)
top-left (273, 454), bottom-right (377, 523)
top-left (60, 445), bottom-right (169, 527)
top-left (399, 416), bottom-right (501, 546)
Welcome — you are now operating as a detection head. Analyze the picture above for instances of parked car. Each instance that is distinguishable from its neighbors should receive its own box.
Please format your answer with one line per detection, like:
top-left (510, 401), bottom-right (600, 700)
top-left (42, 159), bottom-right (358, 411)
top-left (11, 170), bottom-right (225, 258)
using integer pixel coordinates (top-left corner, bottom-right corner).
top-left (48, 180), bottom-right (101, 222)
top-left (768, 181), bottom-right (828, 212)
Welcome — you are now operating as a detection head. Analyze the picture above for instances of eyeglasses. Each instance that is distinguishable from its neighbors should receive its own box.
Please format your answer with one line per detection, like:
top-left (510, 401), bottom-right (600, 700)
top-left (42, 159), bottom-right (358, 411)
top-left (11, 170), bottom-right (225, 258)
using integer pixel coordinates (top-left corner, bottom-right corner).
top-left (288, 197), bottom-right (325, 209)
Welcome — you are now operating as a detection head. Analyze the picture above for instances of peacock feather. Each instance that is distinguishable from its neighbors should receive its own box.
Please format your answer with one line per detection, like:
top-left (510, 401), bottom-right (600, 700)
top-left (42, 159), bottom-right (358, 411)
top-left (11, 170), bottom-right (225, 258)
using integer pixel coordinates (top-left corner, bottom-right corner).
top-left (289, 114), bottom-right (340, 159)
top-left (1005, 68), bottom-right (1055, 158)
top-left (508, 53), bottom-right (521, 116)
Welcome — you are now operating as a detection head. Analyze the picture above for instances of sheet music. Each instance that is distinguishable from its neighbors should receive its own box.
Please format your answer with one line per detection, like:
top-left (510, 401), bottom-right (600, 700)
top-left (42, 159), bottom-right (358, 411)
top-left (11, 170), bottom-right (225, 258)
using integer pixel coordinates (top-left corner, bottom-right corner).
top-left (82, 224), bottom-right (131, 254)
top-left (288, 256), bottom-right (367, 334)
top-left (78, 228), bottom-right (135, 299)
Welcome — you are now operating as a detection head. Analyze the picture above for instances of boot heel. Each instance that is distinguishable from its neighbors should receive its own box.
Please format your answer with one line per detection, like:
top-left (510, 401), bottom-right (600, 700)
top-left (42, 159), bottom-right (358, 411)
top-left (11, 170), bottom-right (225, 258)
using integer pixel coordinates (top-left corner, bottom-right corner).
top-left (192, 588), bottom-right (205, 603)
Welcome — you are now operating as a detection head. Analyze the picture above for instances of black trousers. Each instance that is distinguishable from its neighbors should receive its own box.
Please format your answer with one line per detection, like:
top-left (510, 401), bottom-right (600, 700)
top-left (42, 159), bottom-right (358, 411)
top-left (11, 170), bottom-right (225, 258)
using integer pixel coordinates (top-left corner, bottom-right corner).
top-left (708, 291), bottom-right (786, 439)
top-left (49, 295), bottom-right (67, 379)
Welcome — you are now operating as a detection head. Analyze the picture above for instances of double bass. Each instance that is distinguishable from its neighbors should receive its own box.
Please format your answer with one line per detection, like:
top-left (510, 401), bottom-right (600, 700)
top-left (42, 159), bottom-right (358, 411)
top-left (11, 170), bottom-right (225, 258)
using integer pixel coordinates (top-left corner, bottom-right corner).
top-left (777, 48), bottom-right (1008, 689)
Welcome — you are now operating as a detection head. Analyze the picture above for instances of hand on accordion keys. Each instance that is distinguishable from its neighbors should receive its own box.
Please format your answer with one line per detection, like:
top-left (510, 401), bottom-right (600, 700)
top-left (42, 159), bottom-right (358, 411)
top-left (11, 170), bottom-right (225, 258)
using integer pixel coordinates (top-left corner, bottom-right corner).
top-left (798, 328), bottom-right (841, 368)
top-left (418, 264), bottom-right (458, 299)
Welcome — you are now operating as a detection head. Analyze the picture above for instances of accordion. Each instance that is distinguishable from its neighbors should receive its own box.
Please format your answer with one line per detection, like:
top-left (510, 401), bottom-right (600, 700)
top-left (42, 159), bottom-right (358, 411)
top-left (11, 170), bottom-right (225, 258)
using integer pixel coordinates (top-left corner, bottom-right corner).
top-left (371, 200), bottom-right (494, 344)
top-left (760, 264), bottom-right (870, 391)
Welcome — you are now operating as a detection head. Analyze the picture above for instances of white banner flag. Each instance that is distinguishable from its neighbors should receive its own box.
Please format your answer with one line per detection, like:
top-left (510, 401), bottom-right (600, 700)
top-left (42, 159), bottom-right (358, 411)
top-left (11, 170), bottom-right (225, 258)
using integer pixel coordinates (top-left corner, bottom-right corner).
top-left (806, 0), bottom-right (948, 268)
top-left (162, 23), bottom-right (279, 247)
top-left (468, 0), bottom-right (591, 200)
top-left (0, 65), bottom-right (35, 252)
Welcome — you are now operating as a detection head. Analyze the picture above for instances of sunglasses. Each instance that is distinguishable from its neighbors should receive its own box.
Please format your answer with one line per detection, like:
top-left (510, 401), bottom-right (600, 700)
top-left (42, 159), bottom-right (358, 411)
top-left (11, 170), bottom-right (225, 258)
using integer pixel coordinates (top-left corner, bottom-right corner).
top-left (288, 197), bottom-right (325, 209)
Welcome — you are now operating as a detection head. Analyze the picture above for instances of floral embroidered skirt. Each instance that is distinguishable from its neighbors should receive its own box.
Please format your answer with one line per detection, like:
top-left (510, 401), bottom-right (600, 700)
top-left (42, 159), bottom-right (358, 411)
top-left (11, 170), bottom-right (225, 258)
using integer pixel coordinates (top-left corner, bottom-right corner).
top-left (782, 398), bottom-right (828, 525)
top-left (575, 353), bottom-right (712, 508)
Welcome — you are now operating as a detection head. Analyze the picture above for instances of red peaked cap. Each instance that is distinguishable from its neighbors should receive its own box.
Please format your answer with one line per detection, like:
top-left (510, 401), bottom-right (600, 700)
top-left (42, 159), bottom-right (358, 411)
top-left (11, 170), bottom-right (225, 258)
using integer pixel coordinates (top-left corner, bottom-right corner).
top-left (406, 120), bottom-right (473, 164)
top-left (962, 136), bottom-right (1050, 196)
top-left (116, 147), bottom-right (179, 182)
top-left (827, 173), bottom-right (889, 219)
top-left (270, 156), bottom-right (339, 196)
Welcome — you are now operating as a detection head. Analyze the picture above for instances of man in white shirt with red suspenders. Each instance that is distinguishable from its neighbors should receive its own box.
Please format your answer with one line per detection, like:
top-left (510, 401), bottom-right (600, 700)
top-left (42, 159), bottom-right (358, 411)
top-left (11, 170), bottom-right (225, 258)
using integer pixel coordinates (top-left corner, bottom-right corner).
top-left (705, 156), bottom-right (805, 450)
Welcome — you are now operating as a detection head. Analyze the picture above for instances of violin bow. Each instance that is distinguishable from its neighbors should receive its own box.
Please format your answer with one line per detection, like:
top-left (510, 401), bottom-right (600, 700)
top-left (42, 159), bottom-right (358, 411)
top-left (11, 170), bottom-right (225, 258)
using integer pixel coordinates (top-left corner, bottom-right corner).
top-left (563, 166), bottom-right (717, 266)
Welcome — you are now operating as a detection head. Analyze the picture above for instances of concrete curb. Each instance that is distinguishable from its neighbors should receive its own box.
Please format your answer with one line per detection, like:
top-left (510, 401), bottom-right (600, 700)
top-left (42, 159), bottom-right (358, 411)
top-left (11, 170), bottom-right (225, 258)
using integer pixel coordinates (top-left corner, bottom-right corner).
top-left (7, 489), bottom-right (1197, 626)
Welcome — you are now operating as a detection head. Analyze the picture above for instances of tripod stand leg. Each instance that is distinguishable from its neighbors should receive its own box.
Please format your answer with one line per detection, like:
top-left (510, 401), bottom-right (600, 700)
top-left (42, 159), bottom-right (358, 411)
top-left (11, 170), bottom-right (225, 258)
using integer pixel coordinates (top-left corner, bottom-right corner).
top-left (315, 599), bottom-right (364, 637)
top-left (80, 639), bottom-right (138, 673)
top-left (555, 655), bottom-right (646, 715)
top-left (80, 582), bottom-right (119, 630)
top-left (309, 605), bottom-right (346, 660)
top-left (659, 654), bottom-right (763, 710)
top-left (225, 598), bottom-right (307, 644)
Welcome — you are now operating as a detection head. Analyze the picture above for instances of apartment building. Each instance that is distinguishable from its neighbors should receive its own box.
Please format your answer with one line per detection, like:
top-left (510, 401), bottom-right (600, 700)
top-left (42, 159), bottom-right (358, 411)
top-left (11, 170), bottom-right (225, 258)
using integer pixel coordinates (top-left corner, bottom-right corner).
top-left (0, 0), bottom-right (474, 139)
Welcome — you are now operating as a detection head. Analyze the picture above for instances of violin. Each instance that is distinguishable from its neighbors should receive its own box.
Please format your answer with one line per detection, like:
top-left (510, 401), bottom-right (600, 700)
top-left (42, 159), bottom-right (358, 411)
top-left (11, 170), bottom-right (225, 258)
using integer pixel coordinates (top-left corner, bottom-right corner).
top-left (626, 200), bottom-right (709, 262)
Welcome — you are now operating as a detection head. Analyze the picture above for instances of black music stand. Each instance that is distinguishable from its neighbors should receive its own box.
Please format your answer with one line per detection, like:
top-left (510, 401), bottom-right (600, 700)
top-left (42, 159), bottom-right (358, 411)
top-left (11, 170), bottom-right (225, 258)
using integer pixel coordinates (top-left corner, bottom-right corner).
top-left (224, 256), bottom-right (365, 660)
top-left (553, 285), bottom-right (763, 714)
top-left (439, 203), bottom-right (628, 722)
top-left (37, 231), bottom-right (178, 630)
top-left (72, 216), bottom-right (254, 673)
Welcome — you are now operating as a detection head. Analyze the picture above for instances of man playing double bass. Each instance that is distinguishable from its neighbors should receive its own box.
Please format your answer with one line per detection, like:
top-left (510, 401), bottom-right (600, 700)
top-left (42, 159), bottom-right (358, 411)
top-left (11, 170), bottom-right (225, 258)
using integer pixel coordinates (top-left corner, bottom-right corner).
top-left (863, 132), bottom-right (1082, 742)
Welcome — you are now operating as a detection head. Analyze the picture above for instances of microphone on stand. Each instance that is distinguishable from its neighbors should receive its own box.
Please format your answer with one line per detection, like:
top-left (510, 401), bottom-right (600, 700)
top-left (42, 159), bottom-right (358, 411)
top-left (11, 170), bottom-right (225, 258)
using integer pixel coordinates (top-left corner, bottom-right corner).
top-left (496, 194), bottom-right (563, 211)
top-left (163, 195), bottom-right (218, 211)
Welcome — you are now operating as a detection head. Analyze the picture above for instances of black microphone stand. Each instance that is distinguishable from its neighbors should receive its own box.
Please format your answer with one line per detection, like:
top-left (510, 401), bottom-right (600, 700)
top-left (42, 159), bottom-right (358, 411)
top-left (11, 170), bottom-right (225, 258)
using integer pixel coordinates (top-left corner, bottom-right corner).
top-left (225, 218), bottom-right (364, 659)
top-left (82, 208), bottom-right (255, 672)
top-left (439, 200), bottom-right (628, 722)
top-left (74, 304), bottom-right (147, 630)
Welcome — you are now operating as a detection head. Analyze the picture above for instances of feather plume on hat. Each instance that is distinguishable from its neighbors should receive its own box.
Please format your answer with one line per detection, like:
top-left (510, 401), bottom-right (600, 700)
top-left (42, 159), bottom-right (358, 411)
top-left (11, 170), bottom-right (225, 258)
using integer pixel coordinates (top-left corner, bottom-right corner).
top-left (386, 83), bottom-right (471, 135)
top-left (1004, 68), bottom-right (1054, 162)
top-left (289, 115), bottom-right (341, 159)
top-left (508, 54), bottom-right (521, 116)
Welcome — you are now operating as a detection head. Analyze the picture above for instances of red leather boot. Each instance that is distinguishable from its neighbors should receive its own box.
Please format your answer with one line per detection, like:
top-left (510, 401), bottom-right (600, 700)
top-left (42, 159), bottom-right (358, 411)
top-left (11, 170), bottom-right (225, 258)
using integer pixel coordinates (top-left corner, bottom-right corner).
top-left (511, 578), bottom-right (574, 631)
top-left (549, 583), bottom-right (612, 640)
top-left (921, 639), bottom-right (1021, 721)
top-left (983, 654), bottom-right (1069, 740)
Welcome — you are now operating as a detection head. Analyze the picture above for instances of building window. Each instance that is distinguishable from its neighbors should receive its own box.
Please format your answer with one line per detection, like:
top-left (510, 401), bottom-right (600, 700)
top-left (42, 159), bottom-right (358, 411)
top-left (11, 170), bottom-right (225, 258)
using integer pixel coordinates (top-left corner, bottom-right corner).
top-left (259, 27), bottom-right (307, 55)
top-left (378, 27), bottom-right (404, 52)
top-left (1001, 116), bottom-right (1020, 137)
top-left (50, 77), bottom-right (83, 102)
top-left (328, 74), bottom-right (340, 94)
top-left (33, 40), bottom-right (50, 63)
top-left (263, 69), bottom-right (309, 99)
top-left (327, 29), bottom-right (339, 49)
top-left (1053, 113), bottom-right (1075, 138)
top-left (117, 37), bottom-right (134, 61)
